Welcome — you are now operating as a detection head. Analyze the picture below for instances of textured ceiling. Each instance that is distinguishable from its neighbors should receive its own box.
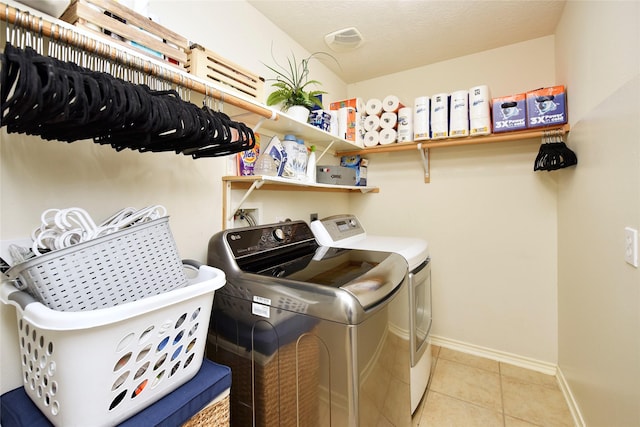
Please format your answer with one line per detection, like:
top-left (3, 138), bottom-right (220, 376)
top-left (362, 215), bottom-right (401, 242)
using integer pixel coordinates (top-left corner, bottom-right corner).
top-left (248, 0), bottom-right (567, 83)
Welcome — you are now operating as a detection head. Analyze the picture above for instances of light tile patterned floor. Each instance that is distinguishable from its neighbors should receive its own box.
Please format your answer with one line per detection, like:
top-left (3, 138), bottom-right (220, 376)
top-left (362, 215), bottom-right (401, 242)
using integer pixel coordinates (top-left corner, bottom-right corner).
top-left (412, 346), bottom-right (575, 427)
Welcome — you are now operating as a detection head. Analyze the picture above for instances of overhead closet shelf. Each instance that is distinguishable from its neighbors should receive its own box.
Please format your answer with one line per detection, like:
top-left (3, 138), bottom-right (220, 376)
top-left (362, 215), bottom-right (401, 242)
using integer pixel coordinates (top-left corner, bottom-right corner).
top-left (0, 2), bottom-right (364, 156)
top-left (223, 175), bottom-right (379, 193)
top-left (336, 124), bottom-right (571, 156)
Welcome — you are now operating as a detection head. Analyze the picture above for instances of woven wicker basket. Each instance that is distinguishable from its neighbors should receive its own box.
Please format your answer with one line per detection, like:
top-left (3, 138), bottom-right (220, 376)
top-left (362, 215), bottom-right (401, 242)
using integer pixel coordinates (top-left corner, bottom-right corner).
top-left (212, 331), bottom-right (320, 427)
top-left (183, 392), bottom-right (230, 427)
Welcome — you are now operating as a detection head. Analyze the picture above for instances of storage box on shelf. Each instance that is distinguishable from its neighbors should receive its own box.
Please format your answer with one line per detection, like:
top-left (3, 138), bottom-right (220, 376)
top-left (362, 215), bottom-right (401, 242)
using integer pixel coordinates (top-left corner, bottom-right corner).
top-left (60, 0), bottom-right (189, 67)
top-left (186, 43), bottom-right (265, 101)
top-left (0, 264), bottom-right (226, 427)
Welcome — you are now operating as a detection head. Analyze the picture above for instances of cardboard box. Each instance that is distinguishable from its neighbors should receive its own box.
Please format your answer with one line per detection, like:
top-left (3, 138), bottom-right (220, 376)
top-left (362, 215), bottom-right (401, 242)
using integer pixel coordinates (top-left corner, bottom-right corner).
top-left (526, 86), bottom-right (567, 128)
top-left (492, 93), bottom-right (527, 132)
top-left (329, 98), bottom-right (365, 112)
top-left (316, 165), bottom-right (357, 186)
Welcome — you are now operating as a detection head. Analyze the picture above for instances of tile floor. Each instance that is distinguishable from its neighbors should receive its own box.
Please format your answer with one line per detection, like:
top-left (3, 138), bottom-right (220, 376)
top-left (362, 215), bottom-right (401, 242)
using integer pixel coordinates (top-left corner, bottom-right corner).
top-left (411, 345), bottom-right (575, 427)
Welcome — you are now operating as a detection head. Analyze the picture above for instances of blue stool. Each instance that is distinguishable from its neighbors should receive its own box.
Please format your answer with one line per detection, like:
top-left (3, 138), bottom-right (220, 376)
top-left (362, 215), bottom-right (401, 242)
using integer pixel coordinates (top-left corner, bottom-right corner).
top-left (1, 359), bottom-right (231, 427)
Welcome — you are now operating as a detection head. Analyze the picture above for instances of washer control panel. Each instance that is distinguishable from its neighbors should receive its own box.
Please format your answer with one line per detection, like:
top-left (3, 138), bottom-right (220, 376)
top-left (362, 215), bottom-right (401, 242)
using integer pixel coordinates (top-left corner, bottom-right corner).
top-left (225, 220), bottom-right (316, 258)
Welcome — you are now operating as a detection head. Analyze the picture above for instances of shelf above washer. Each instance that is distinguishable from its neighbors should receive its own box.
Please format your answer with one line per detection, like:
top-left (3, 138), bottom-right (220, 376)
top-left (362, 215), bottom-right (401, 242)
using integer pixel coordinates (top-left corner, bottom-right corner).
top-left (223, 175), bottom-right (379, 193)
top-left (222, 175), bottom-right (379, 228)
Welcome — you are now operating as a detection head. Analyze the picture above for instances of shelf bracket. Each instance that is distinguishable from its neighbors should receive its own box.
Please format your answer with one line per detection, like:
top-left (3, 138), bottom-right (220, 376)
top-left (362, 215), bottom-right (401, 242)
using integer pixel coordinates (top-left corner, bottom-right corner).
top-left (417, 143), bottom-right (431, 183)
top-left (316, 140), bottom-right (335, 163)
top-left (227, 179), bottom-right (265, 221)
top-left (253, 117), bottom-right (267, 133)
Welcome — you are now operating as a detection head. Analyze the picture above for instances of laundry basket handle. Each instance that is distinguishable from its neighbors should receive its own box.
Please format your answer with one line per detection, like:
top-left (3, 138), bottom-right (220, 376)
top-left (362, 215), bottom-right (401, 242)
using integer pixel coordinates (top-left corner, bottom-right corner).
top-left (0, 280), bottom-right (38, 310)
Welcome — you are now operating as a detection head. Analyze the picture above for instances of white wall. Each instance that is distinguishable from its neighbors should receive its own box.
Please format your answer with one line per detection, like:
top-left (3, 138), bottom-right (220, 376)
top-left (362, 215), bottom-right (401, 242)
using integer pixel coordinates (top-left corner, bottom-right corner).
top-left (555, 1), bottom-right (640, 426)
top-left (0, 0), bottom-right (349, 393)
top-left (347, 37), bottom-right (560, 364)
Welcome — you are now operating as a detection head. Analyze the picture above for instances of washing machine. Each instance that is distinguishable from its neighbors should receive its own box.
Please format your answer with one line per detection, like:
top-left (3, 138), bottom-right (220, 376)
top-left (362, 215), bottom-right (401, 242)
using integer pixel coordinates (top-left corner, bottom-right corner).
top-left (311, 214), bottom-right (432, 413)
top-left (206, 220), bottom-right (413, 426)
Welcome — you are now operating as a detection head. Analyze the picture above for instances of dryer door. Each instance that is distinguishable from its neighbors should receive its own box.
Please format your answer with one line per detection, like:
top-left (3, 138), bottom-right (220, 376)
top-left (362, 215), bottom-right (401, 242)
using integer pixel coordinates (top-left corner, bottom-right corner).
top-left (409, 258), bottom-right (432, 367)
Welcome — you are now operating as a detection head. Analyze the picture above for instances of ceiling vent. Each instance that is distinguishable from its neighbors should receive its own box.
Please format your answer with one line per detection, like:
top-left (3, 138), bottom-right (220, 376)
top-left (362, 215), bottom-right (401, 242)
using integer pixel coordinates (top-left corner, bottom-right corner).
top-left (324, 27), bottom-right (365, 52)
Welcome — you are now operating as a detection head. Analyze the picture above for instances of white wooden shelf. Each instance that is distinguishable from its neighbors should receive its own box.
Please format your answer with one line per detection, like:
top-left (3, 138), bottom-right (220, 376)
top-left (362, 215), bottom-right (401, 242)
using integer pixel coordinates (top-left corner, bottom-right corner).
top-left (336, 124), bottom-right (571, 156)
top-left (222, 175), bottom-right (378, 228)
top-left (335, 123), bottom-right (570, 183)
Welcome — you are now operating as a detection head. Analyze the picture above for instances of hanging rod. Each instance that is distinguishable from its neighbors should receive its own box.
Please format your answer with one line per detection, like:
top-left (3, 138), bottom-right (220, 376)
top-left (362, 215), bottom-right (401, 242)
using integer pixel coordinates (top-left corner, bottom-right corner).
top-left (0, 2), bottom-right (278, 121)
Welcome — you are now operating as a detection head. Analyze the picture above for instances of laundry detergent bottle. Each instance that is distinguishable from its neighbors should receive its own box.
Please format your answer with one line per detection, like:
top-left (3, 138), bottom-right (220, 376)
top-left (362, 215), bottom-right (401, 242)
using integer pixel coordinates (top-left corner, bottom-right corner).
top-left (306, 145), bottom-right (317, 183)
top-left (282, 134), bottom-right (299, 178)
top-left (296, 138), bottom-right (308, 180)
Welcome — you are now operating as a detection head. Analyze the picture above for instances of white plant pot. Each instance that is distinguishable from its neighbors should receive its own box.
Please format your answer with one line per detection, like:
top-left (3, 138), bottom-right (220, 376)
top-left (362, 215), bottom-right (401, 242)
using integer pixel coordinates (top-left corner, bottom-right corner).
top-left (287, 105), bottom-right (310, 123)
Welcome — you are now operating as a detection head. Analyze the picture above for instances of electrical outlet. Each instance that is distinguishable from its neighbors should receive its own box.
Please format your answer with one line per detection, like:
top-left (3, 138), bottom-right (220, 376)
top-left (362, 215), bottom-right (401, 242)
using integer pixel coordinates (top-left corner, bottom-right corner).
top-left (625, 227), bottom-right (638, 268)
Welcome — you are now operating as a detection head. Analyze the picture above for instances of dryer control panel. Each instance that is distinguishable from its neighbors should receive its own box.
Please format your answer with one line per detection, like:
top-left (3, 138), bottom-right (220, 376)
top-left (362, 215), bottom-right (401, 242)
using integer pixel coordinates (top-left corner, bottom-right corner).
top-left (311, 214), bottom-right (366, 245)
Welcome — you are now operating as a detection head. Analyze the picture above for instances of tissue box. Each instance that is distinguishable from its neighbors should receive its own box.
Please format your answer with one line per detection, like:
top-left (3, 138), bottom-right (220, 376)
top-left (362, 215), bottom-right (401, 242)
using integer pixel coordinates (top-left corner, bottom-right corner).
top-left (526, 86), bottom-right (567, 128)
top-left (492, 93), bottom-right (527, 133)
top-left (340, 155), bottom-right (367, 186)
top-left (316, 166), bottom-right (357, 186)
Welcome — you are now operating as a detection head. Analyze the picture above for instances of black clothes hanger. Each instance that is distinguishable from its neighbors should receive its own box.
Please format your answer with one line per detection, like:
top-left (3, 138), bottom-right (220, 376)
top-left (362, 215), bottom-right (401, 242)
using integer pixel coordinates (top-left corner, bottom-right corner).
top-left (1, 41), bottom-right (255, 158)
top-left (534, 131), bottom-right (577, 171)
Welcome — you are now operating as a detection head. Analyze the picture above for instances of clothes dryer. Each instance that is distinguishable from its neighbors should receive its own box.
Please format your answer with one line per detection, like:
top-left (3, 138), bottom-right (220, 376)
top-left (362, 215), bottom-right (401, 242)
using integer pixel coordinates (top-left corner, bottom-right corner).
top-left (311, 214), bottom-right (432, 413)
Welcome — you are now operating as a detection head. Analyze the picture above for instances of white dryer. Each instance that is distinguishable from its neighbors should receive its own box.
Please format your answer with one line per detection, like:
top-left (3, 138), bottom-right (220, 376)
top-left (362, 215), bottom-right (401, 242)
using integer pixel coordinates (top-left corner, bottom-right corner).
top-left (311, 214), bottom-right (432, 413)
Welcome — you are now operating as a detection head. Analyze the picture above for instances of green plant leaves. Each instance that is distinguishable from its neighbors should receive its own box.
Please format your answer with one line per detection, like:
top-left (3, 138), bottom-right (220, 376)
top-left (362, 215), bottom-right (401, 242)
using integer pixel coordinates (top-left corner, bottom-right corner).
top-left (264, 50), bottom-right (337, 110)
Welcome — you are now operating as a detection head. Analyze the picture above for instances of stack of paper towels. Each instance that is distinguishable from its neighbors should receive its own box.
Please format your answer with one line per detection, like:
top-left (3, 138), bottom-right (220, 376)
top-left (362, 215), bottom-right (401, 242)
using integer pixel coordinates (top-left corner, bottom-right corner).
top-left (363, 95), bottom-right (407, 147)
top-left (431, 85), bottom-right (492, 140)
top-left (359, 85), bottom-right (492, 147)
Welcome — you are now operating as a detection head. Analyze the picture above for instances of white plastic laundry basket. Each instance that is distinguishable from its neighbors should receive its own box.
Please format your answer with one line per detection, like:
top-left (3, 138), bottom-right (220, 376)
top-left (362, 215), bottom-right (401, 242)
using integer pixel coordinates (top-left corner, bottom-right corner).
top-left (0, 264), bottom-right (225, 427)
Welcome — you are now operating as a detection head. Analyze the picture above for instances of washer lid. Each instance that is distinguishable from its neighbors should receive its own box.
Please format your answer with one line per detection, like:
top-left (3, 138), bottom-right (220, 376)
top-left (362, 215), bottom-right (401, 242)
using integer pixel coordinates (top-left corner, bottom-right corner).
top-left (254, 247), bottom-right (407, 312)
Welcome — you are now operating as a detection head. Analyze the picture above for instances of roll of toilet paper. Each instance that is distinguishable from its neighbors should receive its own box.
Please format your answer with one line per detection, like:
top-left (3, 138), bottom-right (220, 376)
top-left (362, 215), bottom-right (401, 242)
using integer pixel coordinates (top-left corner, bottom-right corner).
top-left (469, 85), bottom-right (491, 119)
top-left (413, 96), bottom-right (430, 141)
top-left (382, 95), bottom-right (404, 113)
top-left (470, 117), bottom-right (492, 136)
top-left (338, 107), bottom-right (353, 140)
top-left (431, 93), bottom-right (449, 139)
top-left (364, 114), bottom-right (381, 132)
top-left (364, 130), bottom-right (380, 147)
top-left (357, 98), bottom-right (366, 113)
top-left (380, 112), bottom-right (397, 129)
top-left (397, 107), bottom-right (413, 142)
top-left (379, 128), bottom-right (397, 145)
top-left (469, 85), bottom-right (491, 136)
top-left (365, 98), bottom-right (383, 116)
top-left (449, 90), bottom-right (469, 138)
top-left (329, 110), bottom-right (339, 137)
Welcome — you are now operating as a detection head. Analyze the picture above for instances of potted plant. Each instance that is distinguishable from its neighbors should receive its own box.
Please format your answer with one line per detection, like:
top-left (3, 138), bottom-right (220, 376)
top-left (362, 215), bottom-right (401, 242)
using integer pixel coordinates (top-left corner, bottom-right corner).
top-left (264, 51), bottom-right (336, 122)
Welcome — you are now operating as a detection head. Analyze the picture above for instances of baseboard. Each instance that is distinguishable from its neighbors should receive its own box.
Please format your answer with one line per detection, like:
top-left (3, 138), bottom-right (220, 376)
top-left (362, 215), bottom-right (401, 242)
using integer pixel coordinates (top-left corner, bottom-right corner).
top-left (430, 335), bottom-right (557, 375)
top-left (430, 335), bottom-right (586, 427)
top-left (556, 366), bottom-right (586, 427)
